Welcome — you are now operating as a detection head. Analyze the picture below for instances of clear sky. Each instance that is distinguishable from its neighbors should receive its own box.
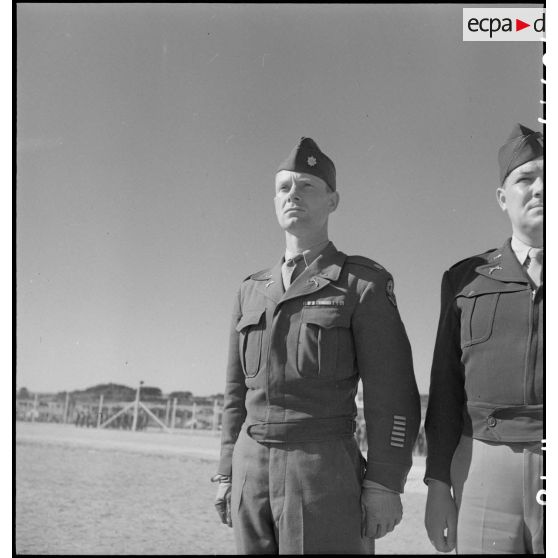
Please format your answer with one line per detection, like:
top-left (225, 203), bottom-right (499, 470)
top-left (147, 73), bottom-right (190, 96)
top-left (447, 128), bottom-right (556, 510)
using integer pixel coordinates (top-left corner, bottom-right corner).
top-left (17, 3), bottom-right (543, 396)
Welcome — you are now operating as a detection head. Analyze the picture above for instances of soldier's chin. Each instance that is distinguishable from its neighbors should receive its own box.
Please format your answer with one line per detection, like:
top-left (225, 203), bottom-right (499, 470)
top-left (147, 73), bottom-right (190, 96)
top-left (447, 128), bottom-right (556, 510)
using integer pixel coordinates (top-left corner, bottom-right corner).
top-left (279, 217), bottom-right (305, 231)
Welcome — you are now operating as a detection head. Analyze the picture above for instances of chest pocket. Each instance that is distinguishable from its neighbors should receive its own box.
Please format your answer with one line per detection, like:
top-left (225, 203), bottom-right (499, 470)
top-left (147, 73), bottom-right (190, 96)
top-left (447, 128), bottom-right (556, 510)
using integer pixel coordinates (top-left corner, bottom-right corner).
top-left (297, 307), bottom-right (352, 378)
top-left (236, 308), bottom-right (266, 377)
top-left (456, 290), bottom-right (500, 349)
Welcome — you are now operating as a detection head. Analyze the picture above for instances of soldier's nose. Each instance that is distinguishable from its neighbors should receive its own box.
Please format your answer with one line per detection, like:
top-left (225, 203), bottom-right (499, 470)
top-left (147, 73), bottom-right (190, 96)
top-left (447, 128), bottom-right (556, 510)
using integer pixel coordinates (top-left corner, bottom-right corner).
top-left (532, 177), bottom-right (543, 196)
top-left (288, 189), bottom-right (301, 202)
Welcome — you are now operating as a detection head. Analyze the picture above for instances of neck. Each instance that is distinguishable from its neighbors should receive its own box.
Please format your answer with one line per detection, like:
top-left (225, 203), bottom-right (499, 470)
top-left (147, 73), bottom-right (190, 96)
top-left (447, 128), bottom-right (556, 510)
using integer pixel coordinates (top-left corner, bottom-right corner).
top-left (513, 229), bottom-right (543, 249)
top-left (284, 230), bottom-right (329, 255)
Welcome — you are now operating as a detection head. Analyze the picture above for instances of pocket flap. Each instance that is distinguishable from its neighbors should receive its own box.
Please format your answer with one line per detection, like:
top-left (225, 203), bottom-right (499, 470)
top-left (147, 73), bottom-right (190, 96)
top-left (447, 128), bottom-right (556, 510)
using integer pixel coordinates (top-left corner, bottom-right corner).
top-left (301, 307), bottom-right (351, 329)
top-left (235, 308), bottom-right (266, 332)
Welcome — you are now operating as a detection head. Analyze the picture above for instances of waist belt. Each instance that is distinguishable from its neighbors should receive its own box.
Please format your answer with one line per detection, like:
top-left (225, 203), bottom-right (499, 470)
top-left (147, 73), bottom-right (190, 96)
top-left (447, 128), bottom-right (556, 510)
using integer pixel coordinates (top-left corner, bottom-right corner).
top-left (465, 402), bottom-right (543, 443)
top-left (246, 417), bottom-right (356, 444)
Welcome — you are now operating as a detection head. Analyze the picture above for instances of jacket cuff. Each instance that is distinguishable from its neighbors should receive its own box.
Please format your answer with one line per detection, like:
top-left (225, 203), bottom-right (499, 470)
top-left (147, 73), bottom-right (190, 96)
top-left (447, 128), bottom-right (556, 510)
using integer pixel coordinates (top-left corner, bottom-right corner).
top-left (217, 446), bottom-right (233, 477)
top-left (424, 455), bottom-right (452, 487)
top-left (364, 460), bottom-right (411, 493)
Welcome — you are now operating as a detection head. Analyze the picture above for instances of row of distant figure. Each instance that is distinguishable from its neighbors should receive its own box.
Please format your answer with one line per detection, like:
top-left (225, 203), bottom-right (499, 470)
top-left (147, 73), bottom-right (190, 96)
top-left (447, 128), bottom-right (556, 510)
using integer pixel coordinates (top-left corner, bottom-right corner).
top-left (355, 420), bottom-right (426, 457)
top-left (73, 409), bottom-right (150, 430)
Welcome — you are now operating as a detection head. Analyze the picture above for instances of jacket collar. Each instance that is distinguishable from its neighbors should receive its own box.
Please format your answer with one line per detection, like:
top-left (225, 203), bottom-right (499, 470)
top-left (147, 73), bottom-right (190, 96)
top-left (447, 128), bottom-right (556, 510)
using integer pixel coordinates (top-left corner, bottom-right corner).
top-left (250, 242), bottom-right (346, 304)
top-left (475, 237), bottom-right (530, 284)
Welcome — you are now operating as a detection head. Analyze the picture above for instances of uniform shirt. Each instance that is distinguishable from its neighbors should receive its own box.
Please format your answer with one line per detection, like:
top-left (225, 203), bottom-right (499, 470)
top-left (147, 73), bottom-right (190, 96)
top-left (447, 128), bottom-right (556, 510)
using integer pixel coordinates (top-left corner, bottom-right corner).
top-left (284, 239), bottom-right (331, 268)
top-left (511, 235), bottom-right (543, 287)
top-left (510, 235), bottom-right (534, 266)
top-left (283, 240), bottom-right (331, 289)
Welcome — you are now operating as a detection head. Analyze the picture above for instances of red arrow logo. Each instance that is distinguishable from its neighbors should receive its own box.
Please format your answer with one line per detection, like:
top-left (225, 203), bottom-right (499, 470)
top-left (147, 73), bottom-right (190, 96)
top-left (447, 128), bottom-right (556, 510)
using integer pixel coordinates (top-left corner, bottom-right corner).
top-left (516, 19), bottom-right (530, 32)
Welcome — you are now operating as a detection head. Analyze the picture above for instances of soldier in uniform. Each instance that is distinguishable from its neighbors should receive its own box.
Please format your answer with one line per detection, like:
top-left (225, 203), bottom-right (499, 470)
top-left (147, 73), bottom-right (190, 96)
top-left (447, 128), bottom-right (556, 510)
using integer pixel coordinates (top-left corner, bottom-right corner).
top-left (424, 124), bottom-right (544, 554)
top-left (212, 137), bottom-right (420, 554)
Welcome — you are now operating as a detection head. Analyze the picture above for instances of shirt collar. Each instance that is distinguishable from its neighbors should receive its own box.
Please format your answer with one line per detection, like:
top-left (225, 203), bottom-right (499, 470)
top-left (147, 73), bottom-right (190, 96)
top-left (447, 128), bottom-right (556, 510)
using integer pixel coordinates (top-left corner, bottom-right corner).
top-left (285, 239), bottom-right (331, 268)
top-left (510, 235), bottom-right (540, 265)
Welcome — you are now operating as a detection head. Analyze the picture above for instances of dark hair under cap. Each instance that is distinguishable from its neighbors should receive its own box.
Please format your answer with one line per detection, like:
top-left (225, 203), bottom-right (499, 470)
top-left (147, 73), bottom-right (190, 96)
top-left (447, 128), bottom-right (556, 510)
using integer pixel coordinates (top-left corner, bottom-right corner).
top-left (276, 137), bottom-right (336, 191)
top-left (498, 123), bottom-right (543, 184)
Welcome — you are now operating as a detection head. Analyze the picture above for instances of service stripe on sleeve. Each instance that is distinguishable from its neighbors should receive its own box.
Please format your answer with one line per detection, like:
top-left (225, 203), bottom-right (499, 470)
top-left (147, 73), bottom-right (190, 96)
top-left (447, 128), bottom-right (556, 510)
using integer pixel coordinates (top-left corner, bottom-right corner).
top-left (390, 415), bottom-right (407, 448)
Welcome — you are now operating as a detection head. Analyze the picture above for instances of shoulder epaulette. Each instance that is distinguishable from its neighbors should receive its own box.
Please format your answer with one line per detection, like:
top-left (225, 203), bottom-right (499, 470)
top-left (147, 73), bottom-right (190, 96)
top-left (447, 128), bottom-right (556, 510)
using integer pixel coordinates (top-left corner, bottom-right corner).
top-left (245, 268), bottom-right (273, 282)
top-left (345, 255), bottom-right (387, 273)
top-left (449, 247), bottom-right (498, 271)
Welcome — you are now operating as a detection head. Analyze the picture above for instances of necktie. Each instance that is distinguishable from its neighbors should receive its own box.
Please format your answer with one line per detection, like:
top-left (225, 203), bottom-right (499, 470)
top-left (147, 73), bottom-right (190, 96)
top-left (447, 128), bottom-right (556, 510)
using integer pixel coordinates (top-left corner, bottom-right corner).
top-left (527, 248), bottom-right (543, 287)
top-left (282, 254), bottom-right (305, 289)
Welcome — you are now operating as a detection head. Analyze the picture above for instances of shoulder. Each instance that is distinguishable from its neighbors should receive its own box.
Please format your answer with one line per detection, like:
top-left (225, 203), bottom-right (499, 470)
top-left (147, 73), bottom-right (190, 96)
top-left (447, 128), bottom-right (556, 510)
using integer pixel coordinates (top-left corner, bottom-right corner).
top-left (241, 268), bottom-right (273, 282)
top-left (344, 255), bottom-right (390, 275)
top-left (447, 247), bottom-right (498, 275)
top-left (442, 247), bottom-right (499, 294)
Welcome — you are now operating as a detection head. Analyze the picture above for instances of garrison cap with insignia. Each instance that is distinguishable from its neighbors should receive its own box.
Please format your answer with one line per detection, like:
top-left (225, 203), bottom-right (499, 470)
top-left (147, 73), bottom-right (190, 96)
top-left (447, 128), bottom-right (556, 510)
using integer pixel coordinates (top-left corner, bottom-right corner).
top-left (276, 137), bottom-right (336, 191)
top-left (498, 123), bottom-right (543, 184)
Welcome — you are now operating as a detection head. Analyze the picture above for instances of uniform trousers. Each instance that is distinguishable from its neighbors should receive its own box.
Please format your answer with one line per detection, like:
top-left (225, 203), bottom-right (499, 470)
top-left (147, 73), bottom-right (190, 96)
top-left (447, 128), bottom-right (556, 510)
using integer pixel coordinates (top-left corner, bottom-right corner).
top-left (450, 435), bottom-right (544, 554)
top-left (231, 426), bottom-right (374, 555)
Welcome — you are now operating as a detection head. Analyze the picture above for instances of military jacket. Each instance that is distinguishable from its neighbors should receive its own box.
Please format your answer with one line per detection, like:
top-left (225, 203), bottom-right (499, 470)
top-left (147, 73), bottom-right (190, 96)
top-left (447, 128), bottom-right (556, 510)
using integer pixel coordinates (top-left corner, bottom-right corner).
top-left (425, 238), bottom-right (544, 486)
top-left (217, 242), bottom-right (420, 492)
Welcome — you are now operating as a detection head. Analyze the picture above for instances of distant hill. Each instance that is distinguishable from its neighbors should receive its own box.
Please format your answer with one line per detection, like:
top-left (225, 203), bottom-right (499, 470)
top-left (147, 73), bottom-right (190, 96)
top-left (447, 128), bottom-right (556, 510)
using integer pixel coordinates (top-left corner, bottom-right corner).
top-left (69, 383), bottom-right (136, 402)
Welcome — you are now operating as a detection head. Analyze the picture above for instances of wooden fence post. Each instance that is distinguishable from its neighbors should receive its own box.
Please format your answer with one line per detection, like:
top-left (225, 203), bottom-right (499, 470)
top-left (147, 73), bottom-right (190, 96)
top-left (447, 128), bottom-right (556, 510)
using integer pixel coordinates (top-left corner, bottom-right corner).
top-left (171, 398), bottom-right (177, 429)
top-left (191, 402), bottom-right (197, 429)
top-left (165, 399), bottom-right (171, 426)
top-left (97, 394), bottom-right (104, 428)
top-left (32, 393), bottom-right (38, 422)
top-left (63, 392), bottom-right (70, 424)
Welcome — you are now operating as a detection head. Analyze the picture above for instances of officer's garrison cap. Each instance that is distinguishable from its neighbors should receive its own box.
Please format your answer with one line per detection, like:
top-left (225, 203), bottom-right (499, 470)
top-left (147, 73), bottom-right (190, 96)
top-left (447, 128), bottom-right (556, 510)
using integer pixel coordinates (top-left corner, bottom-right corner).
top-left (498, 123), bottom-right (543, 184)
top-left (276, 137), bottom-right (336, 191)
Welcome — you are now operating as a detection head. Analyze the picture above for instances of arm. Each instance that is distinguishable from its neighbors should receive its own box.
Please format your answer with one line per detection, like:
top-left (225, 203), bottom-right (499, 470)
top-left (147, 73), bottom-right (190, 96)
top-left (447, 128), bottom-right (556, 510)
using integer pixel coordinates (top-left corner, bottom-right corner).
top-left (353, 273), bottom-right (421, 491)
top-left (217, 289), bottom-right (248, 476)
top-left (213, 289), bottom-right (248, 527)
top-left (423, 271), bottom-right (464, 551)
top-left (424, 270), bottom-right (465, 484)
top-left (352, 273), bottom-right (421, 537)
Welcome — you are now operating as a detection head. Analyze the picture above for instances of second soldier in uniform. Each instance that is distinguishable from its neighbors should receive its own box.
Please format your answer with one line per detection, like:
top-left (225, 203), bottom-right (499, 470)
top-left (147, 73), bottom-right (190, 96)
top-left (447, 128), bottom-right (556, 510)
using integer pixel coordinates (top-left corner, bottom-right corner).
top-left (213, 137), bottom-right (421, 554)
top-left (424, 124), bottom-right (544, 554)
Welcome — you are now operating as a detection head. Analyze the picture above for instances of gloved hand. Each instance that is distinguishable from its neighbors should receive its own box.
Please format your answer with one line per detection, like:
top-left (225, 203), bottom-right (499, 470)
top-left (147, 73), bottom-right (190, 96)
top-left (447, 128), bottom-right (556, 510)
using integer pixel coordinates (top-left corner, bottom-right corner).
top-left (211, 474), bottom-right (232, 527)
top-left (360, 480), bottom-right (403, 539)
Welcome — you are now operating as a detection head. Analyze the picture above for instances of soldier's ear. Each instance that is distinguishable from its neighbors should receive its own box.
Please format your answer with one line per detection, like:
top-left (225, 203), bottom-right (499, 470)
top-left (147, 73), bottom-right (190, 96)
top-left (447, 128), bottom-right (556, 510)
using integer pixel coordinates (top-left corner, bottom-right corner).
top-left (496, 187), bottom-right (507, 212)
top-left (328, 191), bottom-right (340, 213)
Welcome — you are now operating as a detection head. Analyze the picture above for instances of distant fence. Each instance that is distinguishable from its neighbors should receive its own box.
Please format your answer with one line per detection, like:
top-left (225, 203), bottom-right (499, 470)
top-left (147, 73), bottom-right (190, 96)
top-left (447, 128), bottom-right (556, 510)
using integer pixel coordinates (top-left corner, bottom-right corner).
top-left (15, 395), bottom-right (223, 433)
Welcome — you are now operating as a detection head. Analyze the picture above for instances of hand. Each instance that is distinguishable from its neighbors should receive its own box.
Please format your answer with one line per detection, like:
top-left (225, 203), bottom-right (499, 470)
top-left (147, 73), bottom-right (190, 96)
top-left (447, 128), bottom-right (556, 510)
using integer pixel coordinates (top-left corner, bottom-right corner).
top-left (360, 483), bottom-right (403, 539)
top-left (214, 480), bottom-right (232, 527)
top-left (424, 479), bottom-right (457, 552)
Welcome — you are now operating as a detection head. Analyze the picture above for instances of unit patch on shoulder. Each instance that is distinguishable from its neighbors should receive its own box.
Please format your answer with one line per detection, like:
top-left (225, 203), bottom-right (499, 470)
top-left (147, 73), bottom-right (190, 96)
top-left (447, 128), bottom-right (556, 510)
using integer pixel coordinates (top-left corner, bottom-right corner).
top-left (386, 278), bottom-right (397, 307)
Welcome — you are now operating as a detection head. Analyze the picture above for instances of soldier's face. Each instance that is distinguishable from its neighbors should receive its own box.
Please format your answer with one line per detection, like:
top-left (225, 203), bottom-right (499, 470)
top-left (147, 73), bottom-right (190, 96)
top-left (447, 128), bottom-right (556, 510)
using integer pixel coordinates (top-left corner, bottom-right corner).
top-left (274, 171), bottom-right (339, 234)
top-left (497, 157), bottom-right (544, 241)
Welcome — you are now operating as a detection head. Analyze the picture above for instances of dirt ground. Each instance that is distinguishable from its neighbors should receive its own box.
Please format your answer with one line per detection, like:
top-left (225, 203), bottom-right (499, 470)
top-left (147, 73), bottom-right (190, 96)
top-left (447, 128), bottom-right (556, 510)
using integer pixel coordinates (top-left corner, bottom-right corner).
top-left (15, 422), bottom-right (440, 555)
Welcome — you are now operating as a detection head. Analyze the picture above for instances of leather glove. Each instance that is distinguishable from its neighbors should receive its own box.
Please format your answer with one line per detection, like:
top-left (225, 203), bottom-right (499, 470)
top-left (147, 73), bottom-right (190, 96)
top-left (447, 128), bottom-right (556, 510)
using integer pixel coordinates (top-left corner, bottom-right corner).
top-left (211, 474), bottom-right (232, 527)
top-left (360, 480), bottom-right (403, 539)
top-left (424, 479), bottom-right (457, 553)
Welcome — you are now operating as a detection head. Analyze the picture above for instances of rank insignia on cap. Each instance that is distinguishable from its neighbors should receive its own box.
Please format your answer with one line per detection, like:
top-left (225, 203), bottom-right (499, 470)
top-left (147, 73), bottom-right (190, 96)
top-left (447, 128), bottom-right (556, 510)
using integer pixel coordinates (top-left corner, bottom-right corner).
top-left (276, 137), bottom-right (336, 191)
top-left (386, 279), bottom-right (397, 307)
